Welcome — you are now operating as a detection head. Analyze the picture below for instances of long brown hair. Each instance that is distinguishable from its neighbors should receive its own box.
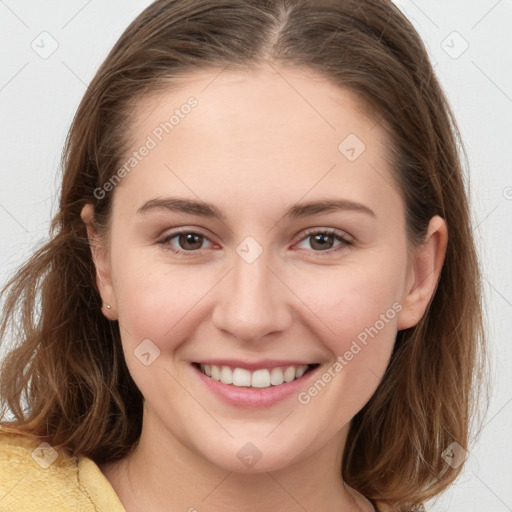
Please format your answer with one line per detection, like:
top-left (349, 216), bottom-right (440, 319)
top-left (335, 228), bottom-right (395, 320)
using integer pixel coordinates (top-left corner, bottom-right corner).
top-left (0, 0), bottom-right (487, 508)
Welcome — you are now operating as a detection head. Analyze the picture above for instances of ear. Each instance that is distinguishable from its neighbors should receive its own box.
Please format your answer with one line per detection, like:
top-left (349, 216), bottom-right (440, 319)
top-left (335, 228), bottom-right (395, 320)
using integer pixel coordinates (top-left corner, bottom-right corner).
top-left (80, 203), bottom-right (118, 320)
top-left (396, 215), bottom-right (448, 330)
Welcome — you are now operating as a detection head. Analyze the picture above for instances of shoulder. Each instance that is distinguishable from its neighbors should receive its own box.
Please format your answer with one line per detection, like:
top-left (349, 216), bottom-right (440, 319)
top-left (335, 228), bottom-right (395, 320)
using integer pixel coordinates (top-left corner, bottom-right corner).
top-left (0, 429), bottom-right (125, 512)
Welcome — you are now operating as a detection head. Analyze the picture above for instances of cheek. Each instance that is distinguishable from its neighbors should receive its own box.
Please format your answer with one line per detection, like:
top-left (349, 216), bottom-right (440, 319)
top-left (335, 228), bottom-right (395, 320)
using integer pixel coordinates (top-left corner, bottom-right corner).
top-left (111, 260), bottom-right (215, 396)
top-left (291, 259), bottom-right (404, 410)
top-left (297, 256), bottom-right (404, 349)
top-left (328, 278), bottom-right (402, 354)
top-left (113, 260), bottom-right (211, 337)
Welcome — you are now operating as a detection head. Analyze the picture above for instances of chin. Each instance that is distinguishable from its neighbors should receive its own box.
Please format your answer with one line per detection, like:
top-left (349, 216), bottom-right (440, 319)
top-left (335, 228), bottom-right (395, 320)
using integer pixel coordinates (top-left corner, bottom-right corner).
top-left (193, 436), bottom-right (313, 475)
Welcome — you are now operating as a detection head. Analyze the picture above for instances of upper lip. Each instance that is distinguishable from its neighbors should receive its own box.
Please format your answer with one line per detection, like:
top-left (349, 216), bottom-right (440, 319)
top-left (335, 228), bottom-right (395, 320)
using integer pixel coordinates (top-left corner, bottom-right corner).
top-left (192, 359), bottom-right (319, 371)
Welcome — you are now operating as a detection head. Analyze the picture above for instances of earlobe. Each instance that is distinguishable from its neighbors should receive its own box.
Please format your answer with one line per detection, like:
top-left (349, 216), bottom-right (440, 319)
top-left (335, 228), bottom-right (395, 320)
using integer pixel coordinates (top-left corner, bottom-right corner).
top-left (80, 203), bottom-right (117, 320)
top-left (396, 215), bottom-right (448, 330)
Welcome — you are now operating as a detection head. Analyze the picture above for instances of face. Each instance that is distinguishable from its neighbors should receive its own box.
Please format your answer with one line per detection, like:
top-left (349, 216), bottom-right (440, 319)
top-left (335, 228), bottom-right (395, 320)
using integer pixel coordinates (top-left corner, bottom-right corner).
top-left (83, 64), bottom-right (444, 473)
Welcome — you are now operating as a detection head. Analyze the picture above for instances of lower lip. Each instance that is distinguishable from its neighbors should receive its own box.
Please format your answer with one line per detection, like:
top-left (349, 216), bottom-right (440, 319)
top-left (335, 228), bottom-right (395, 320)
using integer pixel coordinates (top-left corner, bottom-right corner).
top-left (192, 364), bottom-right (320, 408)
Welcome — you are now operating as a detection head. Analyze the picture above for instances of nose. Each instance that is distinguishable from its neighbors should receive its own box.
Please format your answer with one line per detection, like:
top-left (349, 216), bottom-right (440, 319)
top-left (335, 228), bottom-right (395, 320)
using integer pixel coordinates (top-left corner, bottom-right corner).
top-left (211, 247), bottom-right (293, 343)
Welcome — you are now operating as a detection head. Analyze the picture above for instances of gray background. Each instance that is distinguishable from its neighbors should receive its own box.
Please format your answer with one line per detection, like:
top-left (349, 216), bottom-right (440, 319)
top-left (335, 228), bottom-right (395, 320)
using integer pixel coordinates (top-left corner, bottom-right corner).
top-left (0, 1), bottom-right (511, 510)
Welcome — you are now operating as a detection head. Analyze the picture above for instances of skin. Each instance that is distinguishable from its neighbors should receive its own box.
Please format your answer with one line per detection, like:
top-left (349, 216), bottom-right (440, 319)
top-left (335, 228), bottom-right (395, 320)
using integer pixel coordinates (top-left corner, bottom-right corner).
top-left (81, 63), bottom-right (448, 512)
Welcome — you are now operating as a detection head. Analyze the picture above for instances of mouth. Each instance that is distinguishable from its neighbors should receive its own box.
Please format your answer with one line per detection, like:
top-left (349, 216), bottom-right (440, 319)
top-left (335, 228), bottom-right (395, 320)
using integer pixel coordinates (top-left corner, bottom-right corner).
top-left (192, 362), bottom-right (320, 389)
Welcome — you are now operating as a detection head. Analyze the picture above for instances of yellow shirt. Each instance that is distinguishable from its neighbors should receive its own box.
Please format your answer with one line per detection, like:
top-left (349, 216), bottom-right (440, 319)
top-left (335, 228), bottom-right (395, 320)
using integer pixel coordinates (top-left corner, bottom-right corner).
top-left (0, 432), bottom-right (125, 511)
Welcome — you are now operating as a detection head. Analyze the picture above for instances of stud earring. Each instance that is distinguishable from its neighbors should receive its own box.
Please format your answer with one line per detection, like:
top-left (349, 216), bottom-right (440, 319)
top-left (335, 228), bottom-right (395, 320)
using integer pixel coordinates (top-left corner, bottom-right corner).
top-left (106, 304), bottom-right (112, 309)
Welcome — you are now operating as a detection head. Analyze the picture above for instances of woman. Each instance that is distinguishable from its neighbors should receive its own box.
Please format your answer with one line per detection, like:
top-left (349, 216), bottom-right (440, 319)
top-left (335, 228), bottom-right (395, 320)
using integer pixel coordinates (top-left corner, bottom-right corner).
top-left (0, 0), bottom-right (486, 510)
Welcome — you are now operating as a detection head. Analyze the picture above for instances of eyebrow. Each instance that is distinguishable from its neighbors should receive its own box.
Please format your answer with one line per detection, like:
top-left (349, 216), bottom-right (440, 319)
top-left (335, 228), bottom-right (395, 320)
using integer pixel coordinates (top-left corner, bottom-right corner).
top-left (136, 197), bottom-right (376, 220)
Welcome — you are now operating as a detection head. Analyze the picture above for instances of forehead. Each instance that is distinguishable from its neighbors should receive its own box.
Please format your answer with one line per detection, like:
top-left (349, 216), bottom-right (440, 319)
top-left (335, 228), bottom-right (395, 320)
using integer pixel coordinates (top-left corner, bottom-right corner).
top-left (131, 65), bottom-right (382, 151)
top-left (114, 65), bottom-right (401, 222)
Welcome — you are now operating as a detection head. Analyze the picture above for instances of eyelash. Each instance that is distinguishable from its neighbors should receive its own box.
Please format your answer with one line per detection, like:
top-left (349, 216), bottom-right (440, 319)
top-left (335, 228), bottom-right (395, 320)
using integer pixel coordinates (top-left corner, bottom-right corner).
top-left (157, 227), bottom-right (353, 256)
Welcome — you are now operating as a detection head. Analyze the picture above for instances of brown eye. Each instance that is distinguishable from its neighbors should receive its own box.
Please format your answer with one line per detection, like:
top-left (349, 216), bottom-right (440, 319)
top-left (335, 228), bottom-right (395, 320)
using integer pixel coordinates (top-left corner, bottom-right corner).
top-left (295, 229), bottom-right (352, 253)
top-left (309, 233), bottom-right (336, 250)
top-left (176, 232), bottom-right (204, 251)
top-left (159, 230), bottom-right (213, 254)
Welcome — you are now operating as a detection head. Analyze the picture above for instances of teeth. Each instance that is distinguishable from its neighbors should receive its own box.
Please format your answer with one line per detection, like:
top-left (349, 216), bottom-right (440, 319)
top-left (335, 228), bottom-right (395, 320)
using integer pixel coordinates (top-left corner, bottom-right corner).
top-left (211, 365), bottom-right (220, 380)
top-left (295, 365), bottom-right (307, 378)
top-left (251, 369), bottom-right (270, 388)
top-left (270, 367), bottom-right (284, 386)
top-left (283, 366), bottom-right (296, 382)
top-left (233, 367), bottom-right (251, 387)
top-left (199, 364), bottom-right (311, 388)
top-left (220, 365), bottom-right (233, 384)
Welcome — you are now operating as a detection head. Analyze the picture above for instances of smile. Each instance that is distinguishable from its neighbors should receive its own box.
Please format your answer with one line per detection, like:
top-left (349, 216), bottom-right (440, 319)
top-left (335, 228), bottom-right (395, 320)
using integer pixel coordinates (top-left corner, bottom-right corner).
top-left (194, 363), bottom-right (319, 388)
